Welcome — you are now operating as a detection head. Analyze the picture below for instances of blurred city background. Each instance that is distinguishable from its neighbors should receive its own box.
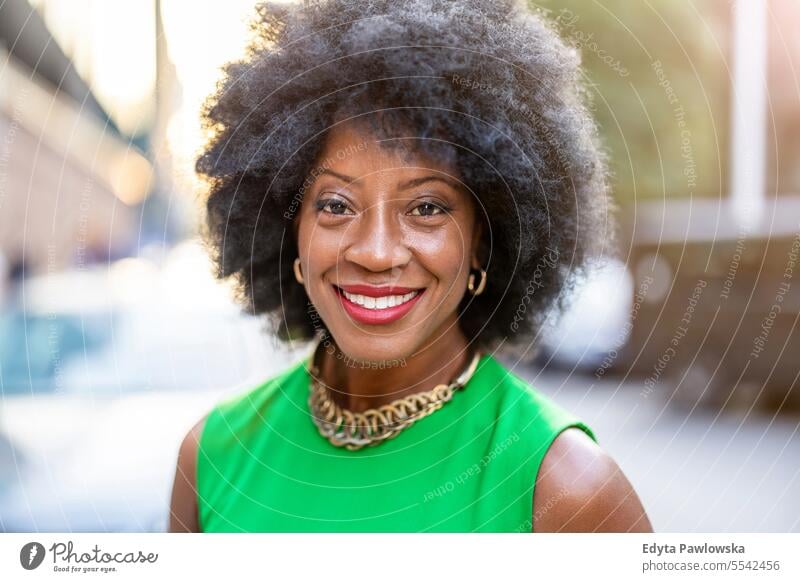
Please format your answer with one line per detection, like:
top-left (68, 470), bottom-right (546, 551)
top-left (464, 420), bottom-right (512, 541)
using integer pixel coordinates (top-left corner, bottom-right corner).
top-left (0, 0), bottom-right (798, 532)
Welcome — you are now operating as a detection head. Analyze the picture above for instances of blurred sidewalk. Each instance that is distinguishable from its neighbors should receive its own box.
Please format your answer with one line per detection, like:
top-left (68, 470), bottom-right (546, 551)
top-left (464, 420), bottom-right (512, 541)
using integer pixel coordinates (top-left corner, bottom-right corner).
top-left (515, 363), bottom-right (800, 533)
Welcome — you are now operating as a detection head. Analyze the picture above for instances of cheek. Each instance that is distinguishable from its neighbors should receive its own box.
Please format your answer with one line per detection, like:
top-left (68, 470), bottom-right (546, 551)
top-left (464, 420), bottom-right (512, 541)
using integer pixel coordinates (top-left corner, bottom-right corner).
top-left (297, 217), bottom-right (343, 273)
top-left (410, 223), bottom-right (472, 290)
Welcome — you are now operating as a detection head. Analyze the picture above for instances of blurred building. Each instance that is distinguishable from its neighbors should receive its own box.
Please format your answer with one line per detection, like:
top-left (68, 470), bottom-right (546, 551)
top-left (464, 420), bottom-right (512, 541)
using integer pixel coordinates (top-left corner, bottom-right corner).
top-left (620, 0), bottom-right (800, 413)
top-left (0, 0), bottom-right (154, 279)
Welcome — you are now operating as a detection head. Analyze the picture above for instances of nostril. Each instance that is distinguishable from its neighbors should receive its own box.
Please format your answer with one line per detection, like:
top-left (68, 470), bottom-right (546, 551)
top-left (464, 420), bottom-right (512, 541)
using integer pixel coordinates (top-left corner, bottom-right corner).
top-left (390, 244), bottom-right (413, 270)
top-left (343, 241), bottom-right (412, 273)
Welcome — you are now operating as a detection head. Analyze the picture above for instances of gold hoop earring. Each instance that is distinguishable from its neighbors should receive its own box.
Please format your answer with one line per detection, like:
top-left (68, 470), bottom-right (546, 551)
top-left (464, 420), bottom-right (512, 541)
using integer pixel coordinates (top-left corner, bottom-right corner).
top-left (293, 257), bottom-right (304, 284)
top-left (467, 268), bottom-right (487, 296)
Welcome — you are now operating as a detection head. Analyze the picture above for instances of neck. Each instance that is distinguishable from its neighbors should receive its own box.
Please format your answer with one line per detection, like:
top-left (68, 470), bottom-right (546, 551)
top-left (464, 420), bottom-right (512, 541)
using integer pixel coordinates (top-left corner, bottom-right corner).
top-left (315, 325), bottom-right (474, 413)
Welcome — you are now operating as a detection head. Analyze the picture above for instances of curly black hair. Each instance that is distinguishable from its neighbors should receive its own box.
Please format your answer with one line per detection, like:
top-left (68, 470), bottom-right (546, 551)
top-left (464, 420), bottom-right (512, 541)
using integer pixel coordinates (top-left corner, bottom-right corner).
top-left (197, 0), bottom-right (610, 354)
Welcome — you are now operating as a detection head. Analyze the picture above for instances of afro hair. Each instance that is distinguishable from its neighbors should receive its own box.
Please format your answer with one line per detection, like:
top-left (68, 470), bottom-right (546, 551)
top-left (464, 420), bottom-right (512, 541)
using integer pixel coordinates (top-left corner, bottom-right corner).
top-left (196, 0), bottom-right (611, 354)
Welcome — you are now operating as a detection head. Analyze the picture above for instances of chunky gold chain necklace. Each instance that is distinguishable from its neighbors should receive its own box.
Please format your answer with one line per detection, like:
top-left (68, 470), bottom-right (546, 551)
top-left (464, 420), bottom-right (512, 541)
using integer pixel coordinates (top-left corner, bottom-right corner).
top-left (307, 340), bottom-right (482, 451)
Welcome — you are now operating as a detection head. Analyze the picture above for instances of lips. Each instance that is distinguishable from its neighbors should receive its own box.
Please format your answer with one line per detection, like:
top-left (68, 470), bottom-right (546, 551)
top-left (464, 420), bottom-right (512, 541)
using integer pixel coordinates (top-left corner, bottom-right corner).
top-left (333, 284), bottom-right (425, 325)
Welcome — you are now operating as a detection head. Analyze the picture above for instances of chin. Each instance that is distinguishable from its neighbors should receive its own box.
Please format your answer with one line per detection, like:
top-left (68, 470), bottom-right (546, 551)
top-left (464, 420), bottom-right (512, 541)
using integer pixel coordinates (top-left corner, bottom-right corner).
top-left (325, 329), bottom-right (419, 367)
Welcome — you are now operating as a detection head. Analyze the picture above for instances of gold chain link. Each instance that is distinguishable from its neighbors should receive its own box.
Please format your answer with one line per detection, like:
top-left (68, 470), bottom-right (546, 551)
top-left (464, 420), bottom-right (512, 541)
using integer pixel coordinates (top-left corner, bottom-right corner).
top-left (307, 342), bottom-right (482, 450)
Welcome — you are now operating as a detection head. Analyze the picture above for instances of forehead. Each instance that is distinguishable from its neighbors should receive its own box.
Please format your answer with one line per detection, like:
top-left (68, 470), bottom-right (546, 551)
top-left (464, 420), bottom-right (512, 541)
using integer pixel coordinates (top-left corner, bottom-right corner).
top-left (315, 122), bottom-right (460, 182)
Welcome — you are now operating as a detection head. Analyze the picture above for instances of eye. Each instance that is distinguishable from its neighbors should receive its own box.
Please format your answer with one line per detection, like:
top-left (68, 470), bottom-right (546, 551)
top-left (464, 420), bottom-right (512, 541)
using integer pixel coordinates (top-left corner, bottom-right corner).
top-left (316, 197), bottom-right (354, 216)
top-left (409, 201), bottom-right (448, 217)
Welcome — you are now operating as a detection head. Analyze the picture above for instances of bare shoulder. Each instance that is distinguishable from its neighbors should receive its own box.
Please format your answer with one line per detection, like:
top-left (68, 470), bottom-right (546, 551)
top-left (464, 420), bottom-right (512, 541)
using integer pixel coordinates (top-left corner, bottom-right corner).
top-left (532, 427), bottom-right (653, 532)
top-left (168, 414), bottom-right (209, 533)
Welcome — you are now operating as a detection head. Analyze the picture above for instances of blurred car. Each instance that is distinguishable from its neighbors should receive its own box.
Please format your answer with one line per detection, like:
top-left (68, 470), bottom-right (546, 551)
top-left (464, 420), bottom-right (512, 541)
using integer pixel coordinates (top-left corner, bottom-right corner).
top-left (536, 258), bottom-right (634, 371)
top-left (0, 240), bottom-right (306, 531)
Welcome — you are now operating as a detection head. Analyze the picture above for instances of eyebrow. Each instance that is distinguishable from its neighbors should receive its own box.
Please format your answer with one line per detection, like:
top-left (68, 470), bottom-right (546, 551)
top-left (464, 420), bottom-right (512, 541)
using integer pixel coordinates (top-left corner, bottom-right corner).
top-left (398, 175), bottom-right (462, 191)
top-left (317, 169), bottom-right (358, 184)
top-left (317, 169), bottom-right (461, 191)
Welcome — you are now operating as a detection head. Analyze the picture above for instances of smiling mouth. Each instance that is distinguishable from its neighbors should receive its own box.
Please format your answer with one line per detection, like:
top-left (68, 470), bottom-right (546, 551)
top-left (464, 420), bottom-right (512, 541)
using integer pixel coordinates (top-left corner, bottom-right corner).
top-left (332, 284), bottom-right (426, 324)
top-left (338, 288), bottom-right (421, 309)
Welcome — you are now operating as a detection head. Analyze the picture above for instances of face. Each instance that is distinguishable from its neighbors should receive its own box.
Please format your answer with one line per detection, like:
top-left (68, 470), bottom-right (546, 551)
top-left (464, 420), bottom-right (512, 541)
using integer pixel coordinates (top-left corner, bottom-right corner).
top-left (294, 122), bottom-right (483, 363)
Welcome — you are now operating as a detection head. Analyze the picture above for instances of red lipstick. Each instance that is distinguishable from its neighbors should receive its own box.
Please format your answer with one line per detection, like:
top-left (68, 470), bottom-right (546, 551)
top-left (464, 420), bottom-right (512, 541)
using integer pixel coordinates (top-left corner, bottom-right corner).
top-left (336, 284), bottom-right (419, 297)
top-left (333, 284), bottom-right (425, 325)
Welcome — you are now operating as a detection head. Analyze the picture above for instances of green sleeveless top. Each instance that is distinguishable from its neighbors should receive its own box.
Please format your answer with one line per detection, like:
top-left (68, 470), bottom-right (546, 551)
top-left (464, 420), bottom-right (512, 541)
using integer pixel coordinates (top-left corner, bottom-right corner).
top-left (197, 350), bottom-right (597, 532)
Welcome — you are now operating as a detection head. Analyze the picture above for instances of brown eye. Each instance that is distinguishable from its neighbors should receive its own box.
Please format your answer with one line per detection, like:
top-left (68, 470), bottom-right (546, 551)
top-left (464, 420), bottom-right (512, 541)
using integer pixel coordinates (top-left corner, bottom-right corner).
top-left (409, 201), bottom-right (447, 217)
top-left (316, 198), bottom-right (354, 215)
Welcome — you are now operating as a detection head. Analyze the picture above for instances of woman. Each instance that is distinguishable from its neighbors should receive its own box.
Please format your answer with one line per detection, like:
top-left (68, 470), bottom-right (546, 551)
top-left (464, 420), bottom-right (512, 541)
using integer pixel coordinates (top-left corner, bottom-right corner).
top-left (169, 0), bottom-right (652, 532)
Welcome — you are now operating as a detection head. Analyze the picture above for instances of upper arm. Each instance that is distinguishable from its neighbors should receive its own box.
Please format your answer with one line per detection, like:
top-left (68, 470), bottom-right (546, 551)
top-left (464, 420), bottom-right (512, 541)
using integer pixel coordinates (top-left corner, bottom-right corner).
top-left (168, 414), bottom-right (208, 533)
top-left (532, 427), bottom-right (653, 533)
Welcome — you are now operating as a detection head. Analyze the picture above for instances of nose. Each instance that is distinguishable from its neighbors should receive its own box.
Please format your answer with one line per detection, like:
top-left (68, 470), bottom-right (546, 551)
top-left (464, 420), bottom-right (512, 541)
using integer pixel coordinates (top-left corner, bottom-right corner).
top-left (342, 201), bottom-right (412, 273)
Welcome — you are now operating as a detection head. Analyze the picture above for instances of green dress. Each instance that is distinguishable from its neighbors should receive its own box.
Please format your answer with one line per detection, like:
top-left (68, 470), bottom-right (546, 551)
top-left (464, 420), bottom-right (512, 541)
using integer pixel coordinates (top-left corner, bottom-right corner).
top-left (197, 349), bottom-right (597, 532)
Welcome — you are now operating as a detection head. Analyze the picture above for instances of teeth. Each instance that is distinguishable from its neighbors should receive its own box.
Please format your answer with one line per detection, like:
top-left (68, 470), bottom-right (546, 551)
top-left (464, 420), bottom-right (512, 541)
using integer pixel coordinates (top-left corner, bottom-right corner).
top-left (341, 289), bottom-right (420, 309)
